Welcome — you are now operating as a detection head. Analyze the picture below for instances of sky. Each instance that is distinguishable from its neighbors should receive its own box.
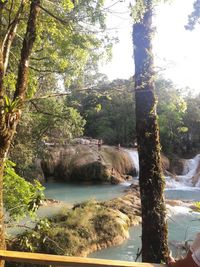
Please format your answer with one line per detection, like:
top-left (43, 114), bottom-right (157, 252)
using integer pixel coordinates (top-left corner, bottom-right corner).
top-left (100, 0), bottom-right (200, 95)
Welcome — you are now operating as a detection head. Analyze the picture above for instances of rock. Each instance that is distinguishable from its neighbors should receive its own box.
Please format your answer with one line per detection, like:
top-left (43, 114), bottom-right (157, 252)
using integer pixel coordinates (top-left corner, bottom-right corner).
top-left (191, 161), bottom-right (200, 186)
top-left (161, 154), bottom-right (170, 171)
top-left (32, 159), bottom-right (46, 183)
top-left (110, 175), bottom-right (124, 184)
top-left (166, 199), bottom-right (184, 207)
top-left (40, 145), bottom-right (135, 184)
top-left (8, 193), bottom-right (141, 263)
top-left (170, 158), bottom-right (187, 175)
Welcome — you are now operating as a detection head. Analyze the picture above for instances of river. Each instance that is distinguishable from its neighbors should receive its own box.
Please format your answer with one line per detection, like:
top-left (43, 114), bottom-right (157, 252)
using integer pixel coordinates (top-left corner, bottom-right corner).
top-left (13, 150), bottom-right (200, 261)
top-left (45, 151), bottom-right (200, 261)
top-left (43, 180), bottom-right (200, 261)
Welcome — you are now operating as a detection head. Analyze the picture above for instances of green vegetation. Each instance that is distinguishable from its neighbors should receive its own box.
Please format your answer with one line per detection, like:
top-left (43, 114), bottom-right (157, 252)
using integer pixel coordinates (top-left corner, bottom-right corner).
top-left (4, 161), bottom-right (44, 221)
top-left (10, 97), bottom-right (85, 179)
top-left (194, 202), bottom-right (200, 211)
top-left (0, 0), bottom-right (199, 265)
top-left (68, 79), bottom-right (135, 146)
top-left (67, 76), bottom-right (200, 156)
top-left (7, 195), bottom-right (140, 267)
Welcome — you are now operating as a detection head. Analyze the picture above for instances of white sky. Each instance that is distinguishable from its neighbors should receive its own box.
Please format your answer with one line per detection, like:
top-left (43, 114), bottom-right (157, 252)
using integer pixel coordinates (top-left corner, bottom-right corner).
top-left (100, 0), bottom-right (200, 94)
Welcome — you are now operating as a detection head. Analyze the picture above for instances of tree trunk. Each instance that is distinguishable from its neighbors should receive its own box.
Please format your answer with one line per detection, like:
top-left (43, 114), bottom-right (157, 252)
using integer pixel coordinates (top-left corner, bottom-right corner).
top-left (133, 1), bottom-right (169, 263)
top-left (0, 1), bottom-right (40, 266)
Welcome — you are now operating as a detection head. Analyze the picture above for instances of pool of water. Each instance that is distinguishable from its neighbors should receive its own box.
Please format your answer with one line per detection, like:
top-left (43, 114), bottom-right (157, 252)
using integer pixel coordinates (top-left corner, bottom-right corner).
top-left (90, 188), bottom-right (200, 261)
top-left (90, 211), bottom-right (200, 261)
top-left (165, 188), bottom-right (200, 201)
top-left (44, 182), bottom-right (131, 204)
top-left (19, 182), bottom-right (200, 262)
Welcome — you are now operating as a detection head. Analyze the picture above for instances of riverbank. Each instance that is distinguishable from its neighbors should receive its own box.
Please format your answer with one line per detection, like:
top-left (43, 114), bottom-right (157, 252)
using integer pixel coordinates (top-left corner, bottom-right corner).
top-left (7, 183), bottom-right (200, 267)
top-left (7, 186), bottom-right (141, 267)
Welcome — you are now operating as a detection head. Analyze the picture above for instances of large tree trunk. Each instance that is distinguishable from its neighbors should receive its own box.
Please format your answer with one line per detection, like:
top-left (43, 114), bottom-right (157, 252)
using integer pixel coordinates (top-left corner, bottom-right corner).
top-left (133, 0), bottom-right (169, 263)
top-left (0, 1), bottom-right (40, 266)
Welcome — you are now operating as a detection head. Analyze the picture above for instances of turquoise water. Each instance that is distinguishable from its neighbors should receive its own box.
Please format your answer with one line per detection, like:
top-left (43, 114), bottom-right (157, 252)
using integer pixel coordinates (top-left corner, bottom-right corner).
top-left (44, 182), bottom-right (200, 261)
top-left (7, 182), bottom-right (131, 237)
top-left (165, 189), bottom-right (200, 201)
top-left (44, 182), bottom-right (131, 204)
top-left (90, 189), bottom-right (200, 261)
top-left (90, 212), bottom-right (200, 261)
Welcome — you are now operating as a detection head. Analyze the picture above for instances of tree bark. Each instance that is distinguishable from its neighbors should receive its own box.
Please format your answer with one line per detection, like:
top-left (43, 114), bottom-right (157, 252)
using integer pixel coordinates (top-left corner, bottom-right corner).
top-left (133, 0), bottom-right (169, 263)
top-left (0, 1), bottom-right (40, 266)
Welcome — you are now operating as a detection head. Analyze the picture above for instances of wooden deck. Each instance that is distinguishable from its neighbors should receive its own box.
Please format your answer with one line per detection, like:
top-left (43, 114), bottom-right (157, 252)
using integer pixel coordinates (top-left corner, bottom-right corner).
top-left (0, 250), bottom-right (166, 267)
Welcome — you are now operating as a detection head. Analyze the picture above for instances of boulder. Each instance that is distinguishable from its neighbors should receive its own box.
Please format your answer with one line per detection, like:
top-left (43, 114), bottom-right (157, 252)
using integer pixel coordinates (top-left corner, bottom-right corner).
top-left (41, 145), bottom-right (135, 184)
top-left (169, 158), bottom-right (186, 175)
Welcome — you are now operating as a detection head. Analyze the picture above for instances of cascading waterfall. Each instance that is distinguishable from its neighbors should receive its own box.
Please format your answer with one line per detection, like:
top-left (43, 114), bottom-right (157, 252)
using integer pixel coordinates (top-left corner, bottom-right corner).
top-left (91, 151), bottom-right (200, 261)
top-left (166, 154), bottom-right (200, 189)
top-left (126, 149), bottom-right (139, 176)
top-left (127, 149), bottom-right (200, 189)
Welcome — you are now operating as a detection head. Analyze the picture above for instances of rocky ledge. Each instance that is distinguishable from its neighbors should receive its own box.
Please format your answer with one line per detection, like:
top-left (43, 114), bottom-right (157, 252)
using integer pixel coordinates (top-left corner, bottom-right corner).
top-left (38, 144), bottom-right (170, 184)
top-left (7, 186), bottom-right (141, 267)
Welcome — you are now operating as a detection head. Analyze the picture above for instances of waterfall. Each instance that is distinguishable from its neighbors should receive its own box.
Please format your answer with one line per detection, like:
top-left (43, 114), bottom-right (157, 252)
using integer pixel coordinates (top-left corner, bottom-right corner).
top-left (126, 150), bottom-right (139, 175)
top-left (166, 154), bottom-right (200, 189)
top-left (127, 149), bottom-right (200, 189)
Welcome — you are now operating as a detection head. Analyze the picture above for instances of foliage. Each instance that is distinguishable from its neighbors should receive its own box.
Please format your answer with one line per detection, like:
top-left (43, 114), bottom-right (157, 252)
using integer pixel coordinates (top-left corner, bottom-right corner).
top-left (155, 78), bottom-right (188, 155)
top-left (10, 96), bottom-right (85, 179)
top-left (8, 197), bottom-right (137, 267)
top-left (194, 202), bottom-right (200, 211)
top-left (30, 97), bottom-right (86, 143)
top-left (2, 0), bottom-right (113, 96)
top-left (68, 78), bottom-right (136, 146)
top-left (183, 93), bottom-right (200, 154)
top-left (3, 161), bottom-right (44, 220)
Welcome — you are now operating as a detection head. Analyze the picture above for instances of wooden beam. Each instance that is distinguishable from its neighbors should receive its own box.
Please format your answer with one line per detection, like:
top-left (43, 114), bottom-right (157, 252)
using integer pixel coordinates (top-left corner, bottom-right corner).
top-left (0, 250), bottom-right (166, 267)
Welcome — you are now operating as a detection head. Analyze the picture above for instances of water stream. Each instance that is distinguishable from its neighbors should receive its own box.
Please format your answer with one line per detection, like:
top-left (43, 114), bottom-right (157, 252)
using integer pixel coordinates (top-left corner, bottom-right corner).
top-left (90, 151), bottom-right (200, 261)
top-left (44, 150), bottom-right (200, 261)
top-left (11, 150), bottom-right (200, 261)
top-left (44, 182), bottom-right (131, 205)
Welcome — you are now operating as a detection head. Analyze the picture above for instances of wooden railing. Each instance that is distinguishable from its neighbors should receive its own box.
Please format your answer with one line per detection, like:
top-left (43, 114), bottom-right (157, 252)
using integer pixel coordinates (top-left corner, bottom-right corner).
top-left (0, 250), bottom-right (166, 267)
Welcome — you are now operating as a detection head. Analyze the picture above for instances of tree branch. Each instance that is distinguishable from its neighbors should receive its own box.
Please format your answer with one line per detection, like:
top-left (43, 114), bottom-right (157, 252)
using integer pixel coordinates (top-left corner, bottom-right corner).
top-left (0, 0), bottom-right (8, 95)
top-left (29, 92), bottom-right (70, 101)
top-left (38, 4), bottom-right (67, 25)
top-left (14, 0), bottom-right (41, 101)
top-left (2, 0), bottom-right (25, 72)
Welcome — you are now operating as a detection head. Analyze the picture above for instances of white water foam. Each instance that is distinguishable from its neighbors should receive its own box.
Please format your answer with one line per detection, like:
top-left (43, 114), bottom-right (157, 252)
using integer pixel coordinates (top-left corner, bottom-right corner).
top-left (167, 154), bottom-right (200, 189)
top-left (127, 150), bottom-right (200, 189)
top-left (126, 150), bottom-right (139, 174)
top-left (167, 205), bottom-right (192, 215)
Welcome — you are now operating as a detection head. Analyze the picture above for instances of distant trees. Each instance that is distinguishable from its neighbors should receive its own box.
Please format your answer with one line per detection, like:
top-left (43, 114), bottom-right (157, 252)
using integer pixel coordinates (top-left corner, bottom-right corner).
top-left (68, 78), bottom-right (136, 146)
top-left (183, 93), bottom-right (200, 155)
top-left (10, 96), bottom-right (85, 179)
top-left (155, 79), bottom-right (188, 155)
top-left (65, 74), bottom-right (199, 157)
top-left (133, 0), bottom-right (169, 263)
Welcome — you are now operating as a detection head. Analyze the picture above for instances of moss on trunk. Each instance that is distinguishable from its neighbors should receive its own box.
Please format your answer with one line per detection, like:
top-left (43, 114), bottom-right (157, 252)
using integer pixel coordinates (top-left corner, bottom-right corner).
top-left (133, 0), bottom-right (169, 263)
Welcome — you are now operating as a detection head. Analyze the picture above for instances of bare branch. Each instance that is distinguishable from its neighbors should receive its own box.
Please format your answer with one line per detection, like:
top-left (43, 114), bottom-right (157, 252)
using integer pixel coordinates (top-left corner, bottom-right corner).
top-left (38, 3), bottom-right (67, 25)
top-left (29, 92), bottom-right (70, 101)
top-left (29, 65), bottom-right (71, 74)
top-left (30, 56), bottom-right (48, 61)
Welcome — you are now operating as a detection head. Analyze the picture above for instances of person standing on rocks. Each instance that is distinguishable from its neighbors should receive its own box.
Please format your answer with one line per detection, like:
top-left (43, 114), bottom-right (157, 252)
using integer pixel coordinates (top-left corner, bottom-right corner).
top-left (98, 139), bottom-right (102, 151)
